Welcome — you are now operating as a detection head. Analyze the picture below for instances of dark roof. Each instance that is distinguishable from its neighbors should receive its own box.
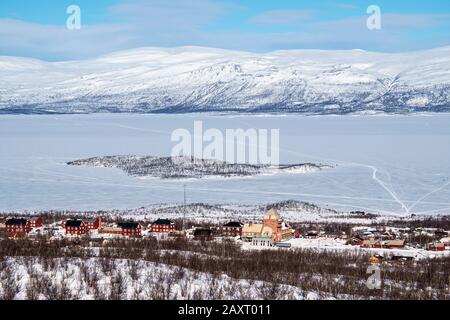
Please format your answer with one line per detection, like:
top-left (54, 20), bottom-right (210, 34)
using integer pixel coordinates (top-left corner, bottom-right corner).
top-left (6, 218), bottom-right (28, 226)
top-left (152, 218), bottom-right (174, 226)
top-left (118, 222), bottom-right (140, 229)
top-left (323, 231), bottom-right (342, 235)
top-left (193, 228), bottom-right (212, 236)
top-left (223, 221), bottom-right (243, 228)
top-left (83, 217), bottom-right (98, 223)
top-left (391, 256), bottom-right (414, 261)
top-left (65, 220), bottom-right (84, 227)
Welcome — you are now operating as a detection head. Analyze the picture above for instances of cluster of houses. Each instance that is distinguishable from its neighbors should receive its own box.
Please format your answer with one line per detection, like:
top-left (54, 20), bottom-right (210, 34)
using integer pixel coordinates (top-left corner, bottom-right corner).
top-left (0, 216), bottom-right (170, 239)
top-left (346, 226), bottom-right (450, 251)
top-left (297, 230), bottom-right (347, 239)
top-left (351, 225), bottom-right (448, 240)
top-left (0, 215), bottom-right (242, 241)
top-left (0, 208), bottom-right (293, 245)
top-left (369, 254), bottom-right (416, 265)
top-left (1, 212), bottom-right (449, 252)
top-left (359, 239), bottom-right (406, 249)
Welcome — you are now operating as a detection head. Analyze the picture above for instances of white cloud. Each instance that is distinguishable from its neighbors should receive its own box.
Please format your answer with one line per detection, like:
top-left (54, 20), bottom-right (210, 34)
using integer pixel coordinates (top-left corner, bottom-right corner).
top-left (313, 13), bottom-right (450, 30)
top-left (0, 19), bottom-right (133, 60)
top-left (381, 13), bottom-right (450, 29)
top-left (109, 0), bottom-right (231, 28)
top-left (305, 14), bottom-right (450, 51)
top-left (0, 1), bottom-right (448, 60)
top-left (336, 3), bottom-right (358, 10)
top-left (249, 10), bottom-right (316, 26)
top-left (0, 0), bottom-right (235, 60)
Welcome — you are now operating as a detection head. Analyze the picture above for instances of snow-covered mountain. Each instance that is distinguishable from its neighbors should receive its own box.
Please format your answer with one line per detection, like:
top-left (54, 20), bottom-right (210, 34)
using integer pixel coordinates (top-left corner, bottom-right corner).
top-left (1, 46), bottom-right (449, 114)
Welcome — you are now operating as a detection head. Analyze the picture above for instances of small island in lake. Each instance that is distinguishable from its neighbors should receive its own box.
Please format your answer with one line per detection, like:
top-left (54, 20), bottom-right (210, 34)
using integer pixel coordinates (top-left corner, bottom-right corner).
top-left (67, 155), bottom-right (331, 179)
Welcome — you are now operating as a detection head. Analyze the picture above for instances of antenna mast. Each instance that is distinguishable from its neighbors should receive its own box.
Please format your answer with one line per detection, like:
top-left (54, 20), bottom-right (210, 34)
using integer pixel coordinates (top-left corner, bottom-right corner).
top-left (183, 184), bottom-right (187, 230)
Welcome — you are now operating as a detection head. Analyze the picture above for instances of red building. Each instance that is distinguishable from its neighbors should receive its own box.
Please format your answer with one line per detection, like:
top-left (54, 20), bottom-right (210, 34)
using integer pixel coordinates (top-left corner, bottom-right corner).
top-left (65, 220), bottom-right (88, 235)
top-left (118, 222), bottom-right (141, 237)
top-left (384, 240), bottom-right (406, 249)
top-left (427, 242), bottom-right (445, 251)
top-left (5, 218), bottom-right (31, 237)
top-left (221, 221), bottom-right (243, 237)
top-left (361, 239), bottom-right (405, 249)
top-left (83, 217), bottom-right (101, 230)
top-left (151, 218), bottom-right (175, 233)
top-left (346, 238), bottom-right (364, 246)
top-left (28, 217), bottom-right (43, 228)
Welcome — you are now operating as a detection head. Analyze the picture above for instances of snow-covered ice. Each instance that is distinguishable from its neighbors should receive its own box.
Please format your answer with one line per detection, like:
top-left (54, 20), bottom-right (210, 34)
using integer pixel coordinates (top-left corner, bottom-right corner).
top-left (0, 113), bottom-right (449, 216)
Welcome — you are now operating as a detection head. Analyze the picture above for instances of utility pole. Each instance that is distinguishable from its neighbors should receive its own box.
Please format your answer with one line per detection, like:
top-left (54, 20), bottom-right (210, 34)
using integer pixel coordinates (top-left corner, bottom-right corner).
top-left (183, 184), bottom-right (187, 231)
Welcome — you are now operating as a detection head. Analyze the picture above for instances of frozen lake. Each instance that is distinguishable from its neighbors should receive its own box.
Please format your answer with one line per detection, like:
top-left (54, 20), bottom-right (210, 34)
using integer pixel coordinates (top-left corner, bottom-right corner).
top-left (1, 113), bottom-right (450, 216)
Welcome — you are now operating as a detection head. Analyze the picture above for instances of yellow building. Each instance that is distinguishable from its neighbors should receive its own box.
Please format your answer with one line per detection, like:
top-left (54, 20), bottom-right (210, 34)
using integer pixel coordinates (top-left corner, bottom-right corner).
top-left (242, 208), bottom-right (292, 242)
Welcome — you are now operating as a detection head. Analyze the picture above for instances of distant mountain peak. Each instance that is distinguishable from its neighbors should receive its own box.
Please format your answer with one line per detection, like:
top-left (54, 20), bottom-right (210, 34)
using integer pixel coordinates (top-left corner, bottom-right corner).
top-left (0, 46), bottom-right (449, 115)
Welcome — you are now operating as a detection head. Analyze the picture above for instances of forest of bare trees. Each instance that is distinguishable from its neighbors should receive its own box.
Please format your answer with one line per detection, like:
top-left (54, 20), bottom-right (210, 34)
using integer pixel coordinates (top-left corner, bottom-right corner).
top-left (0, 237), bottom-right (448, 300)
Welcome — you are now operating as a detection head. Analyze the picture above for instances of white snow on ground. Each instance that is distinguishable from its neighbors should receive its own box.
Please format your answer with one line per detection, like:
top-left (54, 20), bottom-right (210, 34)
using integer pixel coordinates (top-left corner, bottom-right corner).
top-left (0, 257), bottom-right (341, 300)
top-left (110, 202), bottom-right (411, 225)
top-left (4, 201), bottom-right (392, 225)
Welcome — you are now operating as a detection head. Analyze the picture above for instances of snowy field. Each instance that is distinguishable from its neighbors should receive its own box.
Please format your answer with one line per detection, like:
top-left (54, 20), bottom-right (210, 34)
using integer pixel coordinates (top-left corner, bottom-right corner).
top-left (1, 113), bottom-right (450, 216)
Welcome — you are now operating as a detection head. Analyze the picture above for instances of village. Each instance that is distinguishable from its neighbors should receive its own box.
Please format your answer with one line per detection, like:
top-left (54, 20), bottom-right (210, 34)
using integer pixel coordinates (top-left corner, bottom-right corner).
top-left (1, 207), bottom-right (449, 265)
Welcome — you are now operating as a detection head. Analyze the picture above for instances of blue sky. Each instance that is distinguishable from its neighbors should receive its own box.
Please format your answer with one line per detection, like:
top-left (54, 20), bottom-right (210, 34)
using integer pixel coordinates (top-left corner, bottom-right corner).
top-left (0, 0), bottom-right (449, 60)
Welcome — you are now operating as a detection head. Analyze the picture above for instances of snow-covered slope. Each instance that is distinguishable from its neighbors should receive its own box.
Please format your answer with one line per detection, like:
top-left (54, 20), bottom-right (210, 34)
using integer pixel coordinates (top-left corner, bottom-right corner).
top-left (1, 46), bottom-right (449, 114)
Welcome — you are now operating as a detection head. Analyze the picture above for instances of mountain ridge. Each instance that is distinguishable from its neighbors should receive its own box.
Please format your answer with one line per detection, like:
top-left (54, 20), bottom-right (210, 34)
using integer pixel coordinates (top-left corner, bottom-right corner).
top-left (1, 46), bottom-right (449, 114)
